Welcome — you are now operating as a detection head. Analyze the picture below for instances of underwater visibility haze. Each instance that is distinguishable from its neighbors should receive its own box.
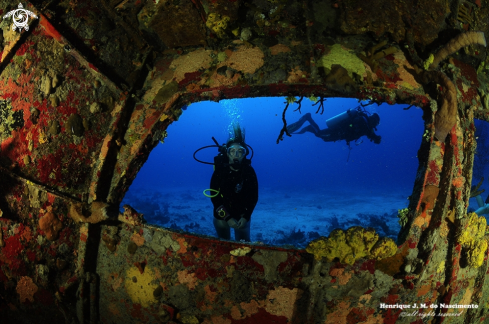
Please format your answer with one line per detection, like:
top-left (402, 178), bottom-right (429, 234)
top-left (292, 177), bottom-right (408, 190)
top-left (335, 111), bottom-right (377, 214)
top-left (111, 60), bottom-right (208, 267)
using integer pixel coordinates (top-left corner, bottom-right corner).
top-left (122, 97), bottom-right (430, 248)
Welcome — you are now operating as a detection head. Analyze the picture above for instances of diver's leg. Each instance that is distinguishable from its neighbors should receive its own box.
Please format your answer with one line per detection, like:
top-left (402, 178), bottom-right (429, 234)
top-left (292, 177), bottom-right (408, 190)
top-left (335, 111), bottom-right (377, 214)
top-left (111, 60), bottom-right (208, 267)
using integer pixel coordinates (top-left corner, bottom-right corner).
top-left (305, 116), bottom-right (321, 134)
top-left (317, 129), bottom-right (341, 142)
top-left (294, 122), bottom-right (338, 142)
top-left (287, 113), bottom-right (313, 133)
top-left (234, 221), bottom-right (251, 242)
top-left (213, 218), bottom-right (231, 240)
top-left (295, 125), bottom-right (318, 135)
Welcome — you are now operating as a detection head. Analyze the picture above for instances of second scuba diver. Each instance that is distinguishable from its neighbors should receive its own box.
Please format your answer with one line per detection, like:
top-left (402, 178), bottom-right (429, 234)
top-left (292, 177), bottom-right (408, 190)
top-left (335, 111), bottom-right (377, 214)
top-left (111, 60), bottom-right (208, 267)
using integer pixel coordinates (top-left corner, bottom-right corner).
top-left (287, 106), bottom-right (381, 145)
top-left (210, 124), bottom-right (258, 242)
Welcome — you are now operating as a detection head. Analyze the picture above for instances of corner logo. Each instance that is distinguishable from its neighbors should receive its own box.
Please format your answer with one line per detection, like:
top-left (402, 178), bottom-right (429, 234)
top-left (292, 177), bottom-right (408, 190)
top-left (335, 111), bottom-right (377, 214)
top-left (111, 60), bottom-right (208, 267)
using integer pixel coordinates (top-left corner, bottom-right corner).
top-left (3, 3), bottom-right (38, 32)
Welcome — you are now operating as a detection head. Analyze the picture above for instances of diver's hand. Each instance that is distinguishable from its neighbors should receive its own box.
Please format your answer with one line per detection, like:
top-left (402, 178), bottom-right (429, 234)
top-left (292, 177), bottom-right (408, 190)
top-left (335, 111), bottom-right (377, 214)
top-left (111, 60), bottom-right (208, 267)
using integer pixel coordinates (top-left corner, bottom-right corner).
top-left (373, 135), bottom-right (381, 144)
top-left (216, 205), bottom-right (229, 218)
top-left (237, 217), bottom-right (247, 229)
top-left (227, 218), bottom-right (239, 228)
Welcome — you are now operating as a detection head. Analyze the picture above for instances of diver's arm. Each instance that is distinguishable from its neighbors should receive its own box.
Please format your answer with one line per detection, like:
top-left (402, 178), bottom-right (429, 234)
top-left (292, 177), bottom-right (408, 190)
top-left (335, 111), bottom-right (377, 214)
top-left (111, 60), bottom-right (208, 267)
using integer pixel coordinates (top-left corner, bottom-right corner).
top-left (365, 128), bottom-right (381, 143)
top-left (242, 167), bottom-right (258, 221)
top-left (210, 171), bottom-right (226, 211)
top-left (358, 116), bottom-right (381, 144)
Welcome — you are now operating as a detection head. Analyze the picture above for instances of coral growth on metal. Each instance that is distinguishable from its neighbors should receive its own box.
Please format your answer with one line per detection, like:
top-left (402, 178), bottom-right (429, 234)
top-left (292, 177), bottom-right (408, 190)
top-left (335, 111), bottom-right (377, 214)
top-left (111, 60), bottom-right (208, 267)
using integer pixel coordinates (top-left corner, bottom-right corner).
top-left (0, 0), bottom-right (489, 323)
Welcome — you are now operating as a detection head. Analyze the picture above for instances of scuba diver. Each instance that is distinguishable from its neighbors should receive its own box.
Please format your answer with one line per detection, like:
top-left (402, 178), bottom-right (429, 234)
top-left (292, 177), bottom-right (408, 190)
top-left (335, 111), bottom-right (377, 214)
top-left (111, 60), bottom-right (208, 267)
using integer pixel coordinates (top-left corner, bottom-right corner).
top-left (194, 123), bottom-right (258, 242)
top-left (287, 106), bottom-right (381, 145)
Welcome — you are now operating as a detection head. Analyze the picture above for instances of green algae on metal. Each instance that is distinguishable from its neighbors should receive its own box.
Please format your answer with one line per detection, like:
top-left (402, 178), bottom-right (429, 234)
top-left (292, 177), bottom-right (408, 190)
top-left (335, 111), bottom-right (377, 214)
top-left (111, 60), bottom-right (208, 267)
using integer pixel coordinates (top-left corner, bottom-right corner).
top-left (317, 44), bottom-right (367, 79)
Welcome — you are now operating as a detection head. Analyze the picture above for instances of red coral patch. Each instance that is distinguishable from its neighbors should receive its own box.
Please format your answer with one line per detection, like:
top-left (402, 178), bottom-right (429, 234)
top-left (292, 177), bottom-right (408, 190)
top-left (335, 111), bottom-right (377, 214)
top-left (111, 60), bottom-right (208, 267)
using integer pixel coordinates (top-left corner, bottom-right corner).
top-left (347, 308), bottom-right (367, 323)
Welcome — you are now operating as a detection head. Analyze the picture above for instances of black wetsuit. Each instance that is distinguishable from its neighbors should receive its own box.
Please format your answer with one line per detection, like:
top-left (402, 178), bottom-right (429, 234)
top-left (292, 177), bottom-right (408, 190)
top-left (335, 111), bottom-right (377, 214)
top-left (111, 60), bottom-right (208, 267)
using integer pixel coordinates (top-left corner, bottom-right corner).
top-left (330, 111), bottom-right (380, 144)
top-left (210, 163), bottom-right (258, 222)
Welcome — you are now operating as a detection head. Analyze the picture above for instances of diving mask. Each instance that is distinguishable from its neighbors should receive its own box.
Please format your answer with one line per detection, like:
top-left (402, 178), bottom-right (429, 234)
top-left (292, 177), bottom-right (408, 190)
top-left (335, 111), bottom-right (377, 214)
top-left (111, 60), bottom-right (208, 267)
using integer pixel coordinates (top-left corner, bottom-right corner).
top-left (227, 145), bottom-right (246, 158)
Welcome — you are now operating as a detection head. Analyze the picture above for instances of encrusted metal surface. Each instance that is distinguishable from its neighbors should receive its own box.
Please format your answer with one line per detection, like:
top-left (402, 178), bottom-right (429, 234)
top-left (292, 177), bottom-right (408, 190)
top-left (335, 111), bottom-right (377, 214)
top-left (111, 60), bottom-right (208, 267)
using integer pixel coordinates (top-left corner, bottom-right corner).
top-left (1, 0), bottom-right (489, 323)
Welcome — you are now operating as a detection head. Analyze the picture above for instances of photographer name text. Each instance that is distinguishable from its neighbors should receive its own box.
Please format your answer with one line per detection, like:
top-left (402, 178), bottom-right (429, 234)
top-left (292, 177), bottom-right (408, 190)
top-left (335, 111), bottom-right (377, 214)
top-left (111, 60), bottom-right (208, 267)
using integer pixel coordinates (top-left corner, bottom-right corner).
top-left (380, 303), bottom-right (478, 318)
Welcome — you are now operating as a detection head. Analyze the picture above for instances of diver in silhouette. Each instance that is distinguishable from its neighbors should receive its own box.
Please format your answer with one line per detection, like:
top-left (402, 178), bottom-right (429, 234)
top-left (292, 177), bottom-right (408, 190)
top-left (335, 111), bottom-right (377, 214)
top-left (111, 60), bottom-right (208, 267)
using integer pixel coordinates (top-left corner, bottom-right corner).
top-left (287, 106), bottom-right (381, 145)
top-left (210, 124), bottom-right (258, 242)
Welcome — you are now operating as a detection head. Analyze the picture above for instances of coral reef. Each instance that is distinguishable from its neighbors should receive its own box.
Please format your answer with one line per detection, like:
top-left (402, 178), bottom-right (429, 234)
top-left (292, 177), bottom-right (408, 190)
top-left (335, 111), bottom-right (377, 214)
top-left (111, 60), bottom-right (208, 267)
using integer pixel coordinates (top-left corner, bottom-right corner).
top-left (169, 49), bottom-right (213, 83)
top-left (220, 46), bottom-right (265, 74)
top-left (206, 13), bottom-right (231, 39)
top-left (457, 212), bottom-right (488, 268)
top-left (306, 227), bottom-right (396, 265)
top-left (125, 266), bottom-right (159, 308)
top-left (38, 212), bottom-right (63, 241)
top-left (16, 276), bottom-right (38, 303)
top-left (369, 237), bottom-right (398, 260)
top-left (318, 44), bottom-right (366, 79)
top-left (423, 54), bottom-right (434, 70)
top-left (230, 246), bottom-right (251, 256)
top-left (397, 208), bottom-right (409, 227)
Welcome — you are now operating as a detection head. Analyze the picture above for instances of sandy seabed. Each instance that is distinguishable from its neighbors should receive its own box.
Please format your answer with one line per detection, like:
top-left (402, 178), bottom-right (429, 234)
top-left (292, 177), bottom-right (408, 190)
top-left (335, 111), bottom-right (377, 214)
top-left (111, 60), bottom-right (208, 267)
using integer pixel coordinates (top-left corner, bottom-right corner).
top-left (121, 185), bottom-right (409, 248)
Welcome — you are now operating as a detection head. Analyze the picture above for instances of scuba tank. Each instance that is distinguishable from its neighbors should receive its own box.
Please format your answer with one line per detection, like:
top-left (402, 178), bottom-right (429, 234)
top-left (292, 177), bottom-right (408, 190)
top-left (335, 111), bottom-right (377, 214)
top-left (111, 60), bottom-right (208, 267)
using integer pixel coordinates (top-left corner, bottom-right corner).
top-left (213, 138), bottom-right (229, 172)
top-left (326, 110), bottom-right (352, 129)
top-left (325, 106), bottom-right (372, 129)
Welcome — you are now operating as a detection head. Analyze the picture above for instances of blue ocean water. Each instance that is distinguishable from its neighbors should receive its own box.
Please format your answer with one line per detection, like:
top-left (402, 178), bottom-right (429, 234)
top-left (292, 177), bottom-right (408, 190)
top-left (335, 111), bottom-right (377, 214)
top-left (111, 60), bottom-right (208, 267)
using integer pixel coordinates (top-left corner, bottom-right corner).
top-left (129, 97), bottom-right (424, 192)
top-left (122, 97), bottom-right (428, 246)
top-left (472, 118), bottom-right (489, 210)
